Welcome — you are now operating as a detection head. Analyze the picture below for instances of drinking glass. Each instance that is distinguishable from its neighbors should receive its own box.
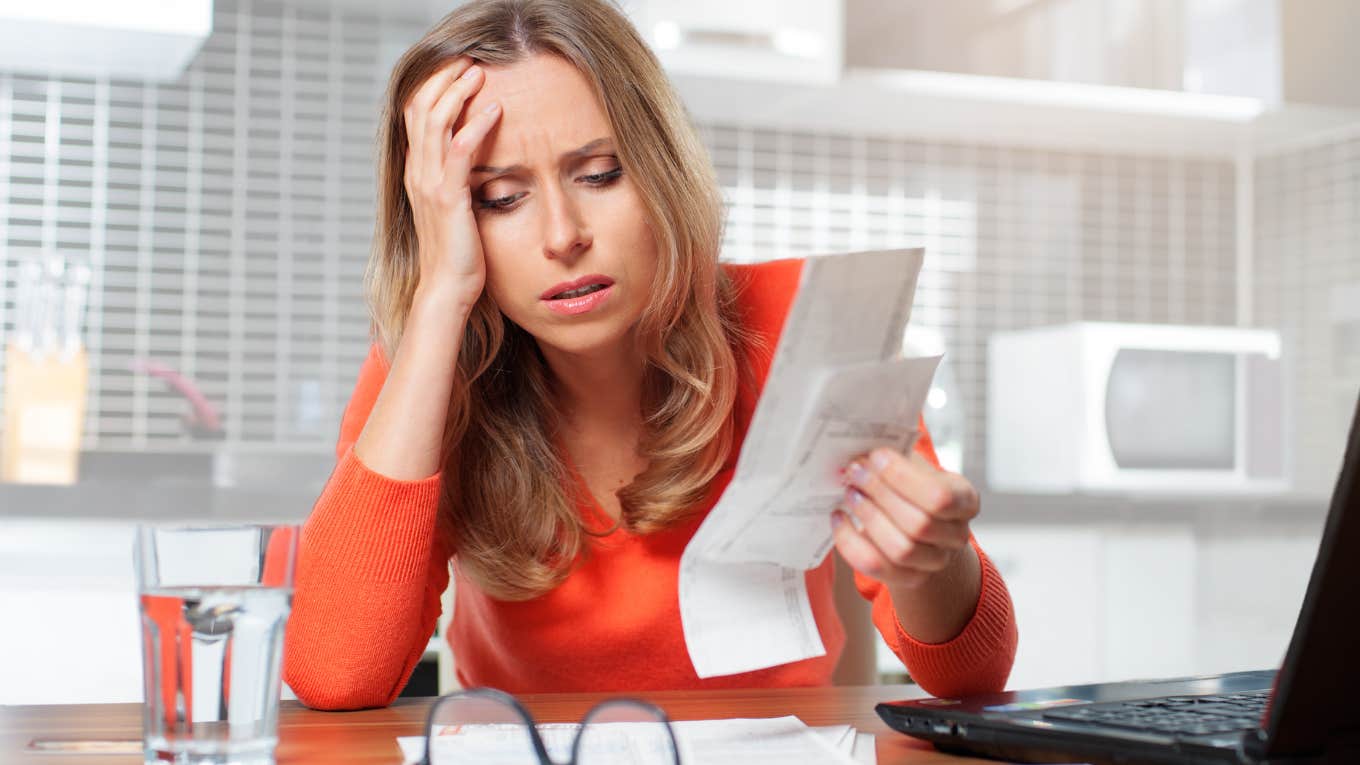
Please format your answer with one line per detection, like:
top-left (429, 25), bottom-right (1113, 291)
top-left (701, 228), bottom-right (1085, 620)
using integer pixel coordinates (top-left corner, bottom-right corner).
top-left (134, 524), bottom-right (298, 764)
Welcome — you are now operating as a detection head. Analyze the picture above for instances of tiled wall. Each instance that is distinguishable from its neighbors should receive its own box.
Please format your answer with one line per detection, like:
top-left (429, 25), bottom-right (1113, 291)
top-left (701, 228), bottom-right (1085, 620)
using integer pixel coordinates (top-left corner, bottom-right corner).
top-left (1254, 131), bottom-right (1360, 496)
top-left (706, 127), bottom-right (1238, 483)
top-left (1, 0), bottom-right (1243, 490)
top-left (0, 1), bottom-right (422, 450)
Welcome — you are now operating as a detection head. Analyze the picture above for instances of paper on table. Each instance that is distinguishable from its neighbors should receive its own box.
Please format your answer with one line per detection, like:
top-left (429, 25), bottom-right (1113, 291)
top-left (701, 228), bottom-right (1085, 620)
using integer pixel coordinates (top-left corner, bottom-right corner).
top-left (851, 732), bottom-right (876, 764)
top-left (811, 726), bottom-right (876, 765)
top-left (397, 716), bottom-right (866, 765)
top-left (680, 248), bottom-right (941, 678)
top-left (675, 717), bottom-right (859, 764)
top-left (811, 725), bottom-right (854, 750)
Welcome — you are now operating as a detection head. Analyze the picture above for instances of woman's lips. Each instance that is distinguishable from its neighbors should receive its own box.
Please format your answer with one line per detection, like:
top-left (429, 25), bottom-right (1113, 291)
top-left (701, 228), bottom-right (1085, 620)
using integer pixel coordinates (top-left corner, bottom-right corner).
top-left (543, 284), bottom-right (614, 316)
top-left (540, 274), bottom-right (615, 300)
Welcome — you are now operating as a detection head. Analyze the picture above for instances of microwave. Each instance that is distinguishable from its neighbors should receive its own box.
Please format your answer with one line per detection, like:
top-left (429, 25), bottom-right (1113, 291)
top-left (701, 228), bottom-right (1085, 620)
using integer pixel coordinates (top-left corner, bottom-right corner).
top-left (987, 322), bottom-right (1286, 494)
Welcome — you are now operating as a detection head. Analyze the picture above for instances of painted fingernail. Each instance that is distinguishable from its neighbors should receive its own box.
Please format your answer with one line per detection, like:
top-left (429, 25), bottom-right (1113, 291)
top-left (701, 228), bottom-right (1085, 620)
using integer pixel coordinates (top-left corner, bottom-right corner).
top-left (831, 511), bottom-right (844, 530)
top-left (483, 102), bottom-right (500, 114)
top-left (845, 488), bottom-right (865, 508)
top-left (460, 65), bottom-right (481, 81)
top-left (871, 450), bottom-right (892, 470)
top-left (848, 462), bottom-right (871, 486)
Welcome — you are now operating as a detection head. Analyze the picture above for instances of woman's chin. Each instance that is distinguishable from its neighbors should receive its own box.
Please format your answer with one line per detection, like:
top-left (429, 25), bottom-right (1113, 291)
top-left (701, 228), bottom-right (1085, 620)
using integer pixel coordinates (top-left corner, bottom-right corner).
top-left (531, 323), bottom-right (638, 363)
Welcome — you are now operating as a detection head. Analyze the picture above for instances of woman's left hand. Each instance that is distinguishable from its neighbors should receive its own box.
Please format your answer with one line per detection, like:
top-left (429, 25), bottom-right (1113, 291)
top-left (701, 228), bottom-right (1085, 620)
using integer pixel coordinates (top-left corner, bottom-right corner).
top-left (833, 447), bottom-right (980, 589)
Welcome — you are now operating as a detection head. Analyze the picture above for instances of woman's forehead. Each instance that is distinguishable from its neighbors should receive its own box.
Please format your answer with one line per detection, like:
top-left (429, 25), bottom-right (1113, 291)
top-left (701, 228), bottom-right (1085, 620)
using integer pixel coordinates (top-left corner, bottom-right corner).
top-left (460, 53), bottom-right (613, 162)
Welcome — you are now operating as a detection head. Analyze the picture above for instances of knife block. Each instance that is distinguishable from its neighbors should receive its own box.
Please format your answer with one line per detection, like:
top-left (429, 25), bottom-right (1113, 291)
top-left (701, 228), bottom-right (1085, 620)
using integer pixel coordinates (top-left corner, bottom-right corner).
top-left (2, 344), bottom-right (89, 484)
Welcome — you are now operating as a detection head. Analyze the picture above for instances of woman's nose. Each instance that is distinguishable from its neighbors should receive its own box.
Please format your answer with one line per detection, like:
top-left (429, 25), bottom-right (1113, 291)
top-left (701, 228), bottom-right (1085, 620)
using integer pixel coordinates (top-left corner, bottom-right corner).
top-left (541, 187), bottom-right (591, 261)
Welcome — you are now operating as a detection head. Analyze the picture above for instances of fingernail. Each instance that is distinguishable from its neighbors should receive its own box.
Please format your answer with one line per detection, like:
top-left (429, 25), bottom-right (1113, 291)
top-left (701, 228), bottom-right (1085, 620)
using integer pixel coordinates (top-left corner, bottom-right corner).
top-left (460, 65), bottom-right (481, 81)
top-left (483, 102), bottom-right (500, 114)
top-left (871, 450), bottom-right (891, 470)
top-left (844, 488), bottom-right (864, 508)
top-left (831, 511), bottom-right (844, 530)
top-left (848, 462), bottom-right (871, 486)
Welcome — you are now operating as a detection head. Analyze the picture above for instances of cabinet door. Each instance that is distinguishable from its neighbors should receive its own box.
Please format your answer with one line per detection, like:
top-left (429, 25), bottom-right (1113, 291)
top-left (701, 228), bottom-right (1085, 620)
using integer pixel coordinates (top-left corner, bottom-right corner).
top-left (1102, 525), bottom-right (1197, 681)
top-left (0, 520), bottom-right (142, 704)
top-left (1194, 531), bottom-right (1317, 676)
top-left (971, 525), bottom-right (1105, 690)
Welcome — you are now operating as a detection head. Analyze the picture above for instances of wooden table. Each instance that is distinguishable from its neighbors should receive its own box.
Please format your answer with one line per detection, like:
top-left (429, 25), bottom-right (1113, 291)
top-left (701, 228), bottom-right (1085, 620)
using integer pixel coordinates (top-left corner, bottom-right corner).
top-left (2, 685), bottom-right (1000, 764)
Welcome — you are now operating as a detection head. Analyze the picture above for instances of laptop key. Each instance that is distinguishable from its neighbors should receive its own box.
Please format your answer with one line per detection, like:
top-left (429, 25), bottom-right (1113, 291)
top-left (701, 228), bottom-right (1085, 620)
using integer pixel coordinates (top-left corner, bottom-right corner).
top-left (1186, 703), bottom-right (1250, 716)
top-left (1043, 698), bottom-right (1264, 737)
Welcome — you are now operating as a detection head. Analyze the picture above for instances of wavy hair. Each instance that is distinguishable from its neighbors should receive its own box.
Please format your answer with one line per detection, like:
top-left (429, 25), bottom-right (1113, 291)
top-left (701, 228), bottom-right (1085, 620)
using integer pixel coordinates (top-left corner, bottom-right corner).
top-left (367, 0), bottom-right (752, 600)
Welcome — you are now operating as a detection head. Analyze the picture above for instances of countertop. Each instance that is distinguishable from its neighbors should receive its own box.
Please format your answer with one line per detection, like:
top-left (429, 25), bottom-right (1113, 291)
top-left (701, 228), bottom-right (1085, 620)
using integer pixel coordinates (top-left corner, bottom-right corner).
top-left (0, 447), bottom-right (1333, 527)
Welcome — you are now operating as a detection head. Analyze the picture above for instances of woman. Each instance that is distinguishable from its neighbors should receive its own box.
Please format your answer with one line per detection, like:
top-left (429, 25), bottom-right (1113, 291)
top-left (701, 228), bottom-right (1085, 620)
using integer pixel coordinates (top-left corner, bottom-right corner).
top-left (284, 0), bottom-right (1017, 711)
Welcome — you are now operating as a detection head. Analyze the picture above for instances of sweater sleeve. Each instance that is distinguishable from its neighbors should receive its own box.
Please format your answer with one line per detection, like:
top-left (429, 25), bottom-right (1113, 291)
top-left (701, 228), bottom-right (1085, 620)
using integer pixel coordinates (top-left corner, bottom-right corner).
top-left (282, 342), bottom-right (452, 711)
top-left (854, 418), bottom-right (1020, 698)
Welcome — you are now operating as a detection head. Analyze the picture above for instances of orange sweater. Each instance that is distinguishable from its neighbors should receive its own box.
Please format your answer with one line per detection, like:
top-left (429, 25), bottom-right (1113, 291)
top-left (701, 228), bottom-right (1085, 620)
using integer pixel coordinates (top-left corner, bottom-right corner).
top-left (283, 258), bottom-right (1018, 711)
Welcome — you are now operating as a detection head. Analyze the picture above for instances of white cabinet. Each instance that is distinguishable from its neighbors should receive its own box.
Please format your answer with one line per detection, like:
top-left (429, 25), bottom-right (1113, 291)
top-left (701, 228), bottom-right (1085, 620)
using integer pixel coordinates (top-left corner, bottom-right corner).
top-left (976, 523), bottom-right (1199, 690)
top-left (1, 517), bottom-right (1320, 702)
top-left (1101, 527), bottom-right (1197, 682)
top-left (623, 0), bottom-right (843, 85)
top-left (1192, 532), bottom-right (1317, 677)
top-left (0, 520), bottom-right (143, 704)
top-left (975, 525), bottom-right (1110, 689)
top-left (0, 518), bottom-right (305, 705)
top-left (973, 519), bottom-right (1317, 692)
top-left (0, 0), bottom-right (211, 82)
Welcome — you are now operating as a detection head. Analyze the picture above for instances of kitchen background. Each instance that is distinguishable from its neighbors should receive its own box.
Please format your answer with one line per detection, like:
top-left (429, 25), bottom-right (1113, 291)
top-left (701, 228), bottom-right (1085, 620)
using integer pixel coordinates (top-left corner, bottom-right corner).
top-left (1, 0), bottom-right (1357, 704)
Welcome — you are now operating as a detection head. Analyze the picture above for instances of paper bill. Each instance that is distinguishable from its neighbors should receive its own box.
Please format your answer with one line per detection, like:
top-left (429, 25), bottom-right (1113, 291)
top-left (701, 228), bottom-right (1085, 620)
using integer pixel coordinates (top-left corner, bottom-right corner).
top-left (680, 248), bottom-right (941, 678)
top-left (851, 732), bottom-right (877, 764)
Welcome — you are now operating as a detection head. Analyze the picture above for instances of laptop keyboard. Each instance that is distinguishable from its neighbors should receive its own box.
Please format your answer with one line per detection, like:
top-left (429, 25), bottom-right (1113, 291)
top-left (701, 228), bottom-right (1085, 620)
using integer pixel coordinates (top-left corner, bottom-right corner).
top-left (1042, 690), bottom-right (1270, 737)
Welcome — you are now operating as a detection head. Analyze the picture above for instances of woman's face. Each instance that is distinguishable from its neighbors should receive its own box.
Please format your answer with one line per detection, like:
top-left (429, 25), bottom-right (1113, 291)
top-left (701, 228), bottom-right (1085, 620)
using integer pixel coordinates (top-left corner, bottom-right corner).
top-left (457, 53), bottom-right (658, 361)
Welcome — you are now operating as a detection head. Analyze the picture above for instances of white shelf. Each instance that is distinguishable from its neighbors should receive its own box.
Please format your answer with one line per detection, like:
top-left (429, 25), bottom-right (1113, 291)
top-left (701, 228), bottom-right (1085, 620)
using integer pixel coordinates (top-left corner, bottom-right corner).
top-left (672, 67), bottom-right (1360, 159)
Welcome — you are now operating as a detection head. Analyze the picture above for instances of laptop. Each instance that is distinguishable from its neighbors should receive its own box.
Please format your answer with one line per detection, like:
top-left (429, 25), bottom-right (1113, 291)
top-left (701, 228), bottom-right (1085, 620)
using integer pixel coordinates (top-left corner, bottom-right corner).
top-left (876, 393), bottom-right (1360, 765)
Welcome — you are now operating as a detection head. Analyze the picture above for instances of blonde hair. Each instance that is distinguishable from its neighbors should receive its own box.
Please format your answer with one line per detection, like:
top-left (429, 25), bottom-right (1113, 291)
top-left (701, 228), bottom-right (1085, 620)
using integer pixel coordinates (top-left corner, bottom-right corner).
top-left (367, 0), bottom-right (751, 599)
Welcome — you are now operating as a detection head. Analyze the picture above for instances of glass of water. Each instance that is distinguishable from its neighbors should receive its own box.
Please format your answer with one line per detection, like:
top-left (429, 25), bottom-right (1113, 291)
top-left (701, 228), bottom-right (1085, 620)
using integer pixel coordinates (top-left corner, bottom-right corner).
top-left (134, 524), bottom-right (298, 765)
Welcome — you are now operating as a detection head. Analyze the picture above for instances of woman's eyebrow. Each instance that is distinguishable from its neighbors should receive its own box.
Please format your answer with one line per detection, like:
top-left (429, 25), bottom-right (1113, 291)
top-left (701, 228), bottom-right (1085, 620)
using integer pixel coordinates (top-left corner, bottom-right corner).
top-left (471, 137), bottom-right (614, 175)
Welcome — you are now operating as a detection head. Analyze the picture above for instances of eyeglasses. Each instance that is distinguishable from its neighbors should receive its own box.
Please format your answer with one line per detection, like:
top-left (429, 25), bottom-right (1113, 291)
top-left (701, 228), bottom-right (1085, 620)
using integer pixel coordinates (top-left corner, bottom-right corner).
top-left (419, 687), bottom-right (681, 765)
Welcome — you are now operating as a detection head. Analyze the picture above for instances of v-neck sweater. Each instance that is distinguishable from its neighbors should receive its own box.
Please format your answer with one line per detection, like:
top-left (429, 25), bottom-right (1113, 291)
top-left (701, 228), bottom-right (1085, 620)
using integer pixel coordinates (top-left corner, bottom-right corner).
top-left (282, 257), bottom-right (1018, 711)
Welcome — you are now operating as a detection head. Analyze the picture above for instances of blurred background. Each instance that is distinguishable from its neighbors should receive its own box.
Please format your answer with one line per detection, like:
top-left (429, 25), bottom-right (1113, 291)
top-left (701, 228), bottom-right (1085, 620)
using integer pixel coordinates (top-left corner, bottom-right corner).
top-left (1, 0), bottom-right (1357, 704)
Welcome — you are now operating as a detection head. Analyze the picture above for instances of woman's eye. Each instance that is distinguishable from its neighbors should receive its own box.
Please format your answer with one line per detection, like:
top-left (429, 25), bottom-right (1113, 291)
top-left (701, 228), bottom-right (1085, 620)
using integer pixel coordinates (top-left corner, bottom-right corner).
top-left (475, 167), bottom-right (621, 213)
top-left (580, 166), bottom-right (623, 185)
top-left (478, 191), bottom-right (524, 211)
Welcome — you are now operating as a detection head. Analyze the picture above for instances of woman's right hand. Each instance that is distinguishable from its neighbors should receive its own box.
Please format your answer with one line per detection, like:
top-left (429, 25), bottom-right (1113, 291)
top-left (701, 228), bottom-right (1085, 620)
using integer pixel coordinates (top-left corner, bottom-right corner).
top-left (402, 57), bottom-right (503, 311)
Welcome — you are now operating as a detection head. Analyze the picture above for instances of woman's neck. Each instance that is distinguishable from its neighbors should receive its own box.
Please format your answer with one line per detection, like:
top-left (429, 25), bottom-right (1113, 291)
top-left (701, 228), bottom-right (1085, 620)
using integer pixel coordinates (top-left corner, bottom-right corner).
top-left (540, 339), bottom-right (646, 437)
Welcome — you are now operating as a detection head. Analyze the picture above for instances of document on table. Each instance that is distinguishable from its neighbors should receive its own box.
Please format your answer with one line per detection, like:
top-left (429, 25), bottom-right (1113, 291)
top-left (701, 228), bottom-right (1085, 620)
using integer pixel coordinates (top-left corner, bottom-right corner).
top-left (679, 248), bottom-right (942, 678)
top-left (396, 716), bottom-right (873, 764)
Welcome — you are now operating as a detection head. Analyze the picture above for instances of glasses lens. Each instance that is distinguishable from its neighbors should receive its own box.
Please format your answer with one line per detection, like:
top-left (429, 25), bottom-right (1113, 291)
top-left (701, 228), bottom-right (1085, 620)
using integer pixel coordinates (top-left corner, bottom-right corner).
top-left (426, 692), bottom-right (542, 765)
top-left (574, 700), bottom-right (679, 764)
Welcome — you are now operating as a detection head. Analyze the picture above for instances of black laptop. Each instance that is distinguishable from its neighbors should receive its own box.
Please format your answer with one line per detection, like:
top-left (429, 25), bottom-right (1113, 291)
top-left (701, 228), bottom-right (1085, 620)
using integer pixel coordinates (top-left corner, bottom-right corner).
top-left (876, 394), bottom-right (1360, 765)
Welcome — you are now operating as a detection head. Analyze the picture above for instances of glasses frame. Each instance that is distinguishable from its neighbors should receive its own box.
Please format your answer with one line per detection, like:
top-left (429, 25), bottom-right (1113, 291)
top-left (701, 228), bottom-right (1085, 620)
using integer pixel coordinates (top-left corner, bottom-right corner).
top-left (418, 687), bottom-right (682, 765)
